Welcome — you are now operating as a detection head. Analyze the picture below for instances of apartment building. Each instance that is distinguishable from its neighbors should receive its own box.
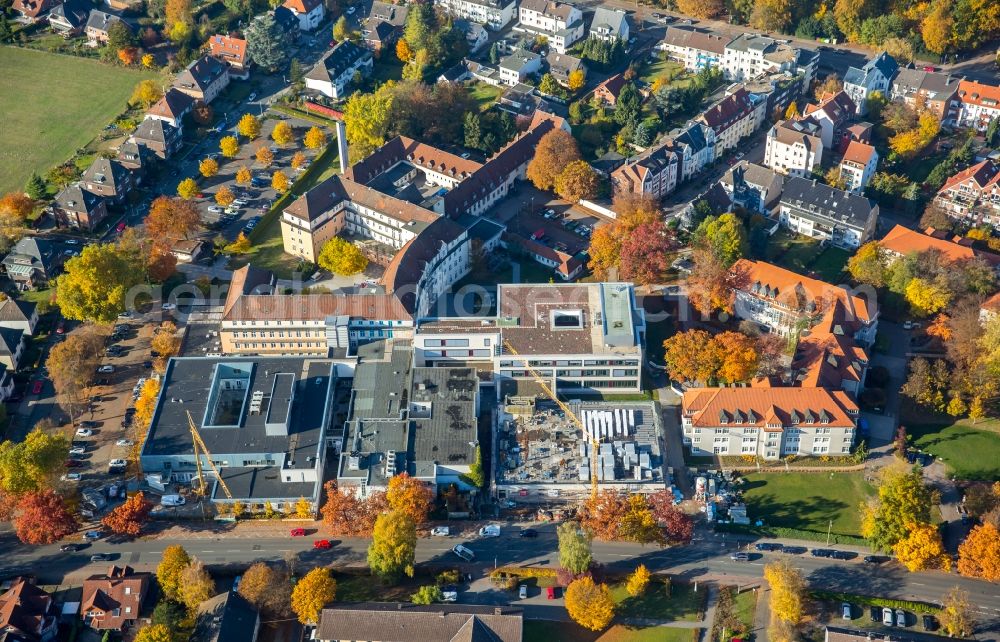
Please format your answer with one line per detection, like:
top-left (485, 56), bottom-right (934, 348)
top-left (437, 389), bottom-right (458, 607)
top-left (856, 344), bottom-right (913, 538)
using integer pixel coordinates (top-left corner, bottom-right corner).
top-left (879, 224), bottom-right (1000, 268)
top-left (843, 51), bottom-right (898, 115)
top-left (657, 25), bottom-right (728, 72)
top-left (589, 7), bottom-right (628, 42)
top-left (81, 157), bottom-right (134, 206)
top-left (499, 49), bottom-right (542, 86)
top-left (671, 121), bottom-right (716, 181)
top-left (208, 34), bottom-right (250, 79)
top-left (956, 80), bottom-right (1000, 133)
top-left (304, 41), bottom-right (373, 99)
top-left (763, 118), bottom-right (824, 176)
top-left (610, 138), bottom-right (680, 199)
top-left (435, 0), bottom-right (516, 30)
top-left (732, 258), bottom-right (877, 345)
top-left (890, 68), bottom-right (960, 124)
top-left (281, 0), bottom-right (324, 31)
top-left (802, 90), bottom-right (856, 150)
top-left (516, 0), bottom-right (584, 53)
top-left (173, 55), bottom-right (230, 105)
top-left (719, 161), bottom-right (784, 214)
top-left (777, 177), bottom-right (878, 249)
top-left (837, 141), bottom-right (878, 193)
top-left (682, 387), bottom-right (858, 460)
top-left (413, 282), bottom-right (646, 393)
top-left (697, 85), bottom-right (768, 158)
top-left (722, 34), bottom-right (807, 82)
top-left (932, 159), bottom-right (1000, 228)
top-left (53, 184), bottom-right (108, 231)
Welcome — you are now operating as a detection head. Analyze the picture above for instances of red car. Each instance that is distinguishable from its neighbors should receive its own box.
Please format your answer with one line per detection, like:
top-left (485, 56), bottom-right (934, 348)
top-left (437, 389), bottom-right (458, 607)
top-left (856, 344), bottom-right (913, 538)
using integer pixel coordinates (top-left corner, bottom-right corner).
top-left (115, 222), bottom-right (127, 233)
top-left (546, 586), bottom-right (557, 600)
top-left (31, 380), bottom-right (44, 395)
top-left (290, 528), bottom-right (307, 537)
top-left (313, 539), bottom-right (332, 549)
top-left (55, 321), bottom-right (65, 334)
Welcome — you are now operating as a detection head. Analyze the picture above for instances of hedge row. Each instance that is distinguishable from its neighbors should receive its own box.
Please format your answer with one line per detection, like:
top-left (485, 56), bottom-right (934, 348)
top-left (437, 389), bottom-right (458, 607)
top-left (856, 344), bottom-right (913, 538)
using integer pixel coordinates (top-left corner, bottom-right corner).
top-left (490, 566), bottom-right (558, 579)
top-left (811, 590), bottom-right (940, 614)
top-left (714, 523), bottom-right (869, 547)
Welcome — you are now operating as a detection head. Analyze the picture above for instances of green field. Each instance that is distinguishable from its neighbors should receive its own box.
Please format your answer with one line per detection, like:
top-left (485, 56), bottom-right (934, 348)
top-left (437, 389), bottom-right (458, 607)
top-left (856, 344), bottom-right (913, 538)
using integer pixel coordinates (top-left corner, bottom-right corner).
top-left (467, 81), bottom-right (503, 110)
top-left (741, 472), bottom-right (875, 536)
top-left (909, 420), bottom-right (1000, 481)
top-left (764, 229), bottom-right (850, 282)
top-left (0, 47), bottom-right (157, 194)
top-left (610, 581), bottom-right (704, 622)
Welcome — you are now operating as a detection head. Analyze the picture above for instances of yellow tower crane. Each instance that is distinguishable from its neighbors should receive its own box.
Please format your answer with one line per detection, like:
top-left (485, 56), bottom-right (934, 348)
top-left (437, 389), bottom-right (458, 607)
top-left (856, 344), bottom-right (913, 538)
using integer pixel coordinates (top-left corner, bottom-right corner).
top-left (502, 340), bottom-right (599, 499)
top-left (186, 411), bottom-right (234, 500)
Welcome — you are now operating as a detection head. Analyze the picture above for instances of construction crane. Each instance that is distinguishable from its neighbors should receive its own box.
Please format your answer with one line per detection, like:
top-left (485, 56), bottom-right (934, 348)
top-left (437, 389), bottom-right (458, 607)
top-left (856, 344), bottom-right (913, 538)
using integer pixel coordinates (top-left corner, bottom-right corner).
top-left (502, 340), bottom-right (599, 500)
top-left (187, 411), bottom-right (234, 500)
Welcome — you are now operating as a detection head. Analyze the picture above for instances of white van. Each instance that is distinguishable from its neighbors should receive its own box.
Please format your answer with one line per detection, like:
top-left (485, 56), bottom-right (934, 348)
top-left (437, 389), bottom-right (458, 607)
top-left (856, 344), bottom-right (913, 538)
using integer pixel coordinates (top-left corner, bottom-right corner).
top-left (452, 544), bottom-right (475, 561)
top-left (160, 494), bottom-right (186, 506)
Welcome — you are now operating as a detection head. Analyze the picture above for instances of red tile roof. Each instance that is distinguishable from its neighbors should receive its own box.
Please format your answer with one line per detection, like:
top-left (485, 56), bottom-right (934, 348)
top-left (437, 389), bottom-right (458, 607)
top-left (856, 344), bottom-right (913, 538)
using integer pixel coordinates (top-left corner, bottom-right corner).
top-left (208, 34), bottom-right (248, 65)
top-left (81, 566), bottom-right (150, 631)
top-left (957, 80), bottom-right (1000, 110)
top-left (938, 159), bottom-right (1000, 193)
top-left (682, 386), bottom-right (858, 429)
top-left (283, 0), bottom-right (322, 13)
top-left (841, 140), bottom-right (876, 167)
top-left (880, 224), bottom-right (976, 261)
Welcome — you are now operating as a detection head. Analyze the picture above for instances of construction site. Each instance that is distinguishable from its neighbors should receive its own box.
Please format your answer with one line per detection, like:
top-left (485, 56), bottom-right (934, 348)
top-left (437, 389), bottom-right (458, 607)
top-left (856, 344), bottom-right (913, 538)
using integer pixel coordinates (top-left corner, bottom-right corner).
top-left (494, 397), bottom-right (668, 503)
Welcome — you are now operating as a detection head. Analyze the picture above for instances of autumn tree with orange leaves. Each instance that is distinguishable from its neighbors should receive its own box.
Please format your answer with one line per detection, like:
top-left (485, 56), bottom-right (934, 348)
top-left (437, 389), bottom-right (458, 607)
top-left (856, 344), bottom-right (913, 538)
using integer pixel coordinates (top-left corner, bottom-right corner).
top-left (588, 193), bottom-right (660, 280)
top-left (13, 490), bottom-right (78, 544)
top-left (579, 490), bottom-right (691, 547)
top-left (526, 129), bottom-right (581, 191)
top-left (102, 491), bottom-right (152, 536)
top-left (319, 481), bottom-right (387, 536)
top-left (386, 473), bottom-right (434, 526)
top-left (663, 329), bottom-right (723, 383)
top-left (145, 197), bottom-right (201, 241)
top-left (957, 522), bottom-right (1000, 581)
top-left (715, 331), bottom-right (760, 384)
top-left (686, 249), bottom-right (748, 317)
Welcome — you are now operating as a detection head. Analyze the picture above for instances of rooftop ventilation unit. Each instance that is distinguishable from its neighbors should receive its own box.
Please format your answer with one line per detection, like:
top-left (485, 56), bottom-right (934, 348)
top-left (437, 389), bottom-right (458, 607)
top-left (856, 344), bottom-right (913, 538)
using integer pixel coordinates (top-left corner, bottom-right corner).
top-left (385, 450), bottom-right (397, 476)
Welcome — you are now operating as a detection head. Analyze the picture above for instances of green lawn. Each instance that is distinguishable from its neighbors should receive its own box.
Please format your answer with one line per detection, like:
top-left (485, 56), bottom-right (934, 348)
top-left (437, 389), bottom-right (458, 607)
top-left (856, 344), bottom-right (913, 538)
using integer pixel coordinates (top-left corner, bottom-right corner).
top-left (0, 47), bottom-right (157, 194)
top-left (611, 581), bottom-right (704, 622)
top-left (733, 589), bottom-right (758, 634)
top-left (809, 247), bottom-right (851, 282)
top-left (524, 621), bottom-right (699, 642)
top-left (909, 420), bottom-right (1000, 481)
top-left (637, 54), bottom-right (689, 89)
top-left (741, 472), bottom-right (875, 536)
top-left (764, 230), bottom-right (850, 282)
top-left (467, 81), bottom-right (503, 111)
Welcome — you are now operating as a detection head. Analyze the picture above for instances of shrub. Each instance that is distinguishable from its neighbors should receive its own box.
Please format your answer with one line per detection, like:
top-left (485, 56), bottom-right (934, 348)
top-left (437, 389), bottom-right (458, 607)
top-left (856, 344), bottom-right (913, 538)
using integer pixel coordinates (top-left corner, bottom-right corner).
top-left (714, 524), bottom-right (868, 546)
top-left (811, 591), bottom-right (940, 614)
top-left (490, 566), bottom-right (557, 579)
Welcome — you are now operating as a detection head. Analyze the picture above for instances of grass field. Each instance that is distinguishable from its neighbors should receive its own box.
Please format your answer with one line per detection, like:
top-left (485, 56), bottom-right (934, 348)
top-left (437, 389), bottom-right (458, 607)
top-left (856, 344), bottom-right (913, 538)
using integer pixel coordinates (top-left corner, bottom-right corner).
top-left (524, 621), bottom-right (698, 642)
top-left (909, 420), bottom-right (1000, 481)
top-left (0, 47), bottom-right (157, 194)
top-left (610, 581), bottom-right (704, 622)
top-left (467, 81), bottom-right (503, 110)
top-left (741, 472), bottom-right (875, 536)
top-left (764, 230), bottom-right (850, 282)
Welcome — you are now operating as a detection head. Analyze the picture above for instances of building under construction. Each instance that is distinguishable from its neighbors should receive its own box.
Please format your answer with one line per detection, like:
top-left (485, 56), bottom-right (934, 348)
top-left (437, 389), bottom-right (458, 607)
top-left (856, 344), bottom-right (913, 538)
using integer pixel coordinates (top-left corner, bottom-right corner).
top-left (139, 356), bottom-right (345, 513)
top-left (495, 397), bottom-right (667, 503)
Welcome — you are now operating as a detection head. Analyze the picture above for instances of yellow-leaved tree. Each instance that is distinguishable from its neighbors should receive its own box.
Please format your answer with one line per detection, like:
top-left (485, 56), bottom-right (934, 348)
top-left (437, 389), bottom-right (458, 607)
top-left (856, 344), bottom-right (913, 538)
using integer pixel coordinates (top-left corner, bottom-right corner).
top-left (220, 136), bottom-right (240, 158)
top-left (904, 277), bottom-right (951, 317)
top-left (156, 545), bottom-right (190, 601)
top-left (199, 158), bottom-right (219, 178)
top-left (764, 560), bottom-right (805, 640)
top-left (177, 178), bottom-right (198, 199)
top-left (625, 564), bottom-right (651, 597)
top-left (317, 236), bottom-right (368, 276)
top-left (235, 166), bottom-right (252, 186)
top-left (957, 522), bottom-right (1000, 581)
top-left (304, 126), bottom-right (327, 150)
top-left (271, 120), bottom-right (295, 146)
top-left (291, 567), bottom-right (336, 624)
top-left (564, 576), bottom-right (615, 631)
top-left (238, 113), bottom-right (261, 140)
top-left (893, 521), bottom-right (949, 572)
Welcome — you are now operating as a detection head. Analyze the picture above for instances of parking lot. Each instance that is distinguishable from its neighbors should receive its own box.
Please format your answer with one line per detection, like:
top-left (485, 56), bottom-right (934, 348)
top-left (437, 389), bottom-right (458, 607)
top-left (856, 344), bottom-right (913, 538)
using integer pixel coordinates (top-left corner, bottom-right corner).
top-left (500, 184), bottom-right (610, 256)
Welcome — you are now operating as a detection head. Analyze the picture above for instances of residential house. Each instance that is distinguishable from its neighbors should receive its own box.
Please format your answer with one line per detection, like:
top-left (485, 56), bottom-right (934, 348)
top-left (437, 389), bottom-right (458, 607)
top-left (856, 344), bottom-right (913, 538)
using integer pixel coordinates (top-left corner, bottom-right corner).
top-left (173, 55), bottom-right (230, 104)
top-left (362, 19), bottom-right (397, 53)
top-left (271, 6), bottom-right (300, 38)
top-left (763, 117), bottom-right (824, 177)
top-left (116, 141), bottom-right (150, 178)
top-left (516, 0), bottom-right (584, 54)
top-left (0, 328), bottom-right (25, 371)
top-left (682, 386), bottom-right (859, 459)
top-left (305, 41), bottom-right (373, 99)
top-left (47, 0), bottom-right (90, 34)
top-left (545, 52), bottom-right (584, 86)
top-left (838, 141), bottom-right (878, 193)
top-left (611, 138), bottom-right (680, 199)
top-left (456, 18), bottom-right (488, 52)
top-left (932, 159), bottom-right (1000, 228)
top-left (981, 291), bottom-right (1000, 324)
top-left (589, 7), bottom-right (627, 42)
top-left (145, 88), bottom-right (194, 130)
top-left (592, 73), bottom-right (628, 106)
top-left (85, 10), bottom-right (128, 47)
top-left (498, 49), bottom-right (541, 86)
top-left (281, 0), bottom-right (324, 31)
top-left (697, 85), bottom-right (768, 158)
top-left (81, 566), bottom-right (150, 632)
top-left (208, 34), bottom-right (250, 79)
top-left (315, 604), bottom-right (523, 642)
top-left (732, 258), bottom-right (877, 343)
top-left (956, 79), bottom-right (1000, 132)
top-left (0, 577), bottom-right (58, 642)
top-left (11, 0), bottom-right (58, 24)
top-left (434, 0), bottom-right (516, 30)
top-left (719, 161), bottom-right (784, 214)
top-left (131, 118), bottom-right (182, 159)
top-left (671, 120), bottom-right (716, 181)
top-left (845, 122), bottom-right (873, 146)
top-left (194, 592), bottom-right (260, 642)
top-left (0, 298), bottom-right (39, 335)
top-left (170, 239), bottom-right (210, 264)
top-left (81, 157), bottom-right (134, 205)
top-left (2, 237), bottom-right (61, 287)
top-left (369, 0), bottom-right (408, 28)
top-left (722, 34), bottom-right (811, 83)
top-left (53, 183), bottom-right (109, 230)
top-left (504, 232), bottom-right (585, 280)
top-left (656, 25), bottom-right (728, 73)
top-left (879, 224), bottom-right (1000, 270)
top-left (802, 90), bottom-right (856, 150)
top-left (498, 83), bottom-right (546, 116)
top-left (777, 177), bottom-right (879, 249)
top-left (843, 51), bottom-right (898, 115)
top-left (890, 68), bottom-right (960, 124)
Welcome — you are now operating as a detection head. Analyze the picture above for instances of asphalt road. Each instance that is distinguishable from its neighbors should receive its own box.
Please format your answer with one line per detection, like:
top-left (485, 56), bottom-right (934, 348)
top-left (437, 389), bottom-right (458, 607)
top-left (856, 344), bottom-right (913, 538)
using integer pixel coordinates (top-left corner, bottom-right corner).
top-left (4, 526), bottom-right (999, 627)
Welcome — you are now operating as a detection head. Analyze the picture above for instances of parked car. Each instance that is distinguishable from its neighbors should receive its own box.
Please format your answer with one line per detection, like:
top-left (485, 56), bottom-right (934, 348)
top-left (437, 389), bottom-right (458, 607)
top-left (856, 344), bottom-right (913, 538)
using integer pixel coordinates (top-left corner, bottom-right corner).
top-left (60, 543), bottom-right (83, 552)
top-left (479, 524), bottom-right (501, 538)
top-left (90, 553), bottom-right (112, 562)
top-left (431, 526), bottom-right (450, 536)
top-left (31, 380), bottom-right (44, 395)
top-left (208, 206), bottom-right (224, 213)
top-left (97, 365), bottom-right (115, 374)
top-left (519, 528), bottom-right (538, 538)
top-left (84, 530), bottom-right (102, 540)
top-left (883, 608), bottom-right (895, 626)
top-left (546, 586), bottom-right (557, 599)
top-left (896, 610), bottom-right (908, 627)
top-left (518, 584), bottom-right (528, 599)
top-left (829, 550), bottom-right (853, 560)
top-left (313, 539), bottom-right (332, 549)
top-left (903, 321), bottom-right (921, 330)
top-left (730, 552), bottom-right (750, 562)
top-left (810, 548), bottom-right (833, 558)
top-left (451, 544), bottom-right (475, 561)
top-left (870, 606), bottom-right (881, 622)
top-left (923, 615), bottom-right (938, 631)
top-left (290, 527), bottom-right (307, 536)
top-left (160, 494), bottom-right (186, 506)
top-left (75, 428), bottom-right (93, 437)
top-left (116, 439), bottom-right (134, 447)
top-left (441, 586), bottom-right (458, 602)
top-left (61, 473), bottom-right (82, 481)
top-left (863, 555), bottom-right (887, 564)
top-left (842, 603), bottom-right (853, 620)
top-left (65, 459), bottom-right (85, 468)
top-left (161, 303), bottom-right (177, 311)
top-left (755, 542), bottom-right (782, 551)
top-left (69, 446), bottom-right (86, 455)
